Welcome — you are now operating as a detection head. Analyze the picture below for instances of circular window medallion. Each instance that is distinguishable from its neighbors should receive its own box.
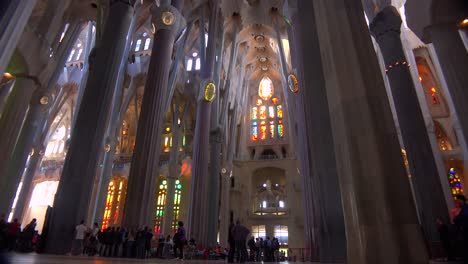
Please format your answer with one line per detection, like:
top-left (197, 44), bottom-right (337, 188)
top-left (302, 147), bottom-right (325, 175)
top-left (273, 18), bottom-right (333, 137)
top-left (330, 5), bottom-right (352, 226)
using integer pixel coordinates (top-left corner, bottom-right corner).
top-left (40, 96), bottom-right (49, 105)
top-left (204, 82), bottom-right (216, 102)
top-left (287, 74), bottom-right (299, 94)
top-left (162, 11), bottom-right (175, 26)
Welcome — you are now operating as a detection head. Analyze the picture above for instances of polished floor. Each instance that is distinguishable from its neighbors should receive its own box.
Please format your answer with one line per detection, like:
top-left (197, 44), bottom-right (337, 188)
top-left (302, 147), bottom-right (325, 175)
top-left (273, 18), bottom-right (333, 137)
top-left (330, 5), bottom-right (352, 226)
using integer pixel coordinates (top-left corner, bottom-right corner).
top-left (1, 253), bottom-right (464, 264)
top-left (1, 253), bottom-right (230, 264)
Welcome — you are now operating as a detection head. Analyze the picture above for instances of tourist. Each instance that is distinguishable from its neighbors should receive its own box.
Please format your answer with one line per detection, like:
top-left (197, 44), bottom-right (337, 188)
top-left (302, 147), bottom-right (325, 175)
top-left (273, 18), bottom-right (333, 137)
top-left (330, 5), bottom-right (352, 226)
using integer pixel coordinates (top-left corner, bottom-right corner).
top-left (126, 228), bottom-right (136, 258)
top-left (263, 237), bottom-right (272, 262)
top-left (72, 220), bottom-right (87, 255)
top-left (6, 218), bottom-right (19, 251)
top-left (135, 228), bottom-right (146, 258)
top-left (247, 236), bottom-right (256, 261)
top-left (156, 235), bottom-right (164, 258)
top-left (255, 237), bottom-right (261, 261)
top-left (162, 234), bottom-right (173, 259)
top-left (271, 237), bottom-right (280, 261)
top-left (144, 226), bottom-right (153, 258)
top-left (232, 220), bottom-right (250, 263)
top-left (174, 221), bottom-right (187, 260)
top-left (0, 214), bottom-right (7, 251)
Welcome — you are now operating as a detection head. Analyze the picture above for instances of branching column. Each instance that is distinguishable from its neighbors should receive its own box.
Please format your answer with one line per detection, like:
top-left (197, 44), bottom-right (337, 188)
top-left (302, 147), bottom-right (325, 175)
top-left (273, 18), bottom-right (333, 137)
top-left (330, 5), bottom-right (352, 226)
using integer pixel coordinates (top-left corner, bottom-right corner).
top-left (188, 1), bottom-right (219, 246)
top-left (122, 2), bottom-right (185, 229)
top-left (44, 0), bottom-right (137, 254)
top-left (370, 6), bottom-right (449, 243)
top-left (292, 3), bottom-right (347, 262)
top-left (310, 0), bottom-right (428, 262)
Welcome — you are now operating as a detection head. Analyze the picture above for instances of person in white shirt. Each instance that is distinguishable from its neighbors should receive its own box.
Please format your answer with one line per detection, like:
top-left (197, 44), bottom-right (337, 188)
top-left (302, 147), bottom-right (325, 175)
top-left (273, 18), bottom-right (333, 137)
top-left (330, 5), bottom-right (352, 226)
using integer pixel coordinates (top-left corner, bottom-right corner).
top-left (73, 220), bottom-right (87, 255)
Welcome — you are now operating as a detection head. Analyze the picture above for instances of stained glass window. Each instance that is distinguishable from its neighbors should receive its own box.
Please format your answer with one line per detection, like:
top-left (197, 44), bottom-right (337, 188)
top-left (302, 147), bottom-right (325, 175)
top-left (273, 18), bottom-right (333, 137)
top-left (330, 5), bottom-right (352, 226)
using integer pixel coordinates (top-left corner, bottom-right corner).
top-left (250, 77), bottom-right (284, 142)
top-left (449, 168), bottom-right (464, 198)
top-left (172, 180), bottom-right (182, 233)
top-left (251, 107), bottom-right (258, 120)
top-left (259, 77), bottom-right (274, 100)
top-left (154, 180), bottom-right (167, 234)
top-left (277, 105), bottom-right (283, 118)
top-left (259, 106), bottom-right (267, 120)
top-left (153, 179), bottom-right (183, 234)
top-left (278, 124), bottom-right (284, 138)
top-left (102, 178), bottom-right (127, 230)
top-left (252, 126), bottom-right (258, 141)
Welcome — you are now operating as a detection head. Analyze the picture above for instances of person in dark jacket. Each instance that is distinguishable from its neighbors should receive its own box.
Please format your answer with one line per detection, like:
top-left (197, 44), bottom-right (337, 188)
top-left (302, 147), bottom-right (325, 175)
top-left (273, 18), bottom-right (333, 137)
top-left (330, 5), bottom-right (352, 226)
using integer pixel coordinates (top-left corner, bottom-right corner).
top-left (247, 236), bottom-right (256, 261)
top-left (174, 221), bottom-right (186, 259)
top-left (232, 220), bottom-right (250, 263)
top-left (454, 195), bottom-right (468, 264)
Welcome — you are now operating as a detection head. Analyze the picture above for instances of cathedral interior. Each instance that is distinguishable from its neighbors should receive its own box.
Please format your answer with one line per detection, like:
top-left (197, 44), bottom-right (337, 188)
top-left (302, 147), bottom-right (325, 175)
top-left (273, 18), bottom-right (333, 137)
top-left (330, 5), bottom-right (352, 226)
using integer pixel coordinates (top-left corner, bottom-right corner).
top-left (0, 0), bottom-right (468, 263)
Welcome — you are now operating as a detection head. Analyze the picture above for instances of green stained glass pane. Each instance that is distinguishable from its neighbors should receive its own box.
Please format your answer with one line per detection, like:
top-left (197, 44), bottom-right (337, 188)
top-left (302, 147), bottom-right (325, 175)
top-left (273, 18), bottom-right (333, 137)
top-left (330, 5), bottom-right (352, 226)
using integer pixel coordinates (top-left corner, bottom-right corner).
top-left (176, 180), bottom-right (180, 184)
top-left (177, 184), bottom-right (182, 189)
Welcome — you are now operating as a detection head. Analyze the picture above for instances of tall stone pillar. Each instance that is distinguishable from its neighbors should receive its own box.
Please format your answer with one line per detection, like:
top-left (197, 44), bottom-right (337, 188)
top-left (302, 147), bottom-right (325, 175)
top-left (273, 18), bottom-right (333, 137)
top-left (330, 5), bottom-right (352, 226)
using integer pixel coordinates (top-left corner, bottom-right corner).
top-left (427, 25), bottom-right (468, 157)
top-left (44, 0), bottom-right (137, 254)
top-left (0, 0), bottom-right (37, 76)
top-left (310, 0), bottom-right (428, 262)
top-left (370, 6), bottom-right (449, 243)
top-left (0, 78), bottom-right (36, 214)
top-left (0, 21), bottom-right (81, 216)
top-left (188, 1), bottom-right (219, 246)
top-left (292, 3), bottom-right (347, 262)
top-left (122, 2), bottom-right (185, 229)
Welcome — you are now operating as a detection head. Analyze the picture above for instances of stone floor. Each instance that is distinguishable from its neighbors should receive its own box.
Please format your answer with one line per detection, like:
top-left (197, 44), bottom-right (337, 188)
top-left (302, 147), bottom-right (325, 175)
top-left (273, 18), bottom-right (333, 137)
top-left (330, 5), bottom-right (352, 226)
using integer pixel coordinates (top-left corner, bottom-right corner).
top-left (1, 253), bottom-right (229, 264)
top-left (1, 253), bottom-right (465, 264)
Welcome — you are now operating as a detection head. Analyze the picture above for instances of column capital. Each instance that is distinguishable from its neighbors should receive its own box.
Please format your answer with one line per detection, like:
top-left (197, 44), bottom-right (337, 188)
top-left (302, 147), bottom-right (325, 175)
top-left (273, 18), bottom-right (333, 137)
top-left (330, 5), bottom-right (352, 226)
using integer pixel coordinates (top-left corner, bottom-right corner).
top-left (151, 5), bottom-right (186, 37)
top-left (369, 6), bottom-right (402, 39)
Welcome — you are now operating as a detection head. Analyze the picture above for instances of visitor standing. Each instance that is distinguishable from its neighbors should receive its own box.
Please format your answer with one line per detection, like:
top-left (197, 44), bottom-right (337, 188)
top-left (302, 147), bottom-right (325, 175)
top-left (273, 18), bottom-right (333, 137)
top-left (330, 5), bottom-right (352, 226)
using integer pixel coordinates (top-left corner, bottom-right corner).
top-left (247, 236), bottom-right (256, 261)
top-left (174, 221), bottom-right (187, 260)
top-left (73, 220), bottom-right (87, 255)
top-left (6, 218), bottom-right (19, 251)
top-left (232, 220), bottom-right (250, 263)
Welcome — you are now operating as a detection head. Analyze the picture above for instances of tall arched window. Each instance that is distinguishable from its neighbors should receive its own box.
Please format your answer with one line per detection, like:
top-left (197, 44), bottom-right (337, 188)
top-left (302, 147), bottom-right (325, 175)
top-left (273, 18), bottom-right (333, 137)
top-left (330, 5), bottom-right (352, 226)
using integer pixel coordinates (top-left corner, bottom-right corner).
top-left (154, 179), bottom-right (183, 234)
top-left (102, 177), bottom-right (127, 230)
top-left (251, 77), bottom-right (284, 141)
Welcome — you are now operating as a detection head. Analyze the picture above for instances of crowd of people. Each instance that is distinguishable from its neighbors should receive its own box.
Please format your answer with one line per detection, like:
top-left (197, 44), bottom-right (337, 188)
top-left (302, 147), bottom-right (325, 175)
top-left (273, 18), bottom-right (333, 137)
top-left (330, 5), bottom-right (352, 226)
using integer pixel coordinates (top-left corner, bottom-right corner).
top-left (70, 220), bottom-right (188, 259)
top-left (228, 220), bottom-right (287, 263)
top-left (0, 216), bottom-right (39, 253)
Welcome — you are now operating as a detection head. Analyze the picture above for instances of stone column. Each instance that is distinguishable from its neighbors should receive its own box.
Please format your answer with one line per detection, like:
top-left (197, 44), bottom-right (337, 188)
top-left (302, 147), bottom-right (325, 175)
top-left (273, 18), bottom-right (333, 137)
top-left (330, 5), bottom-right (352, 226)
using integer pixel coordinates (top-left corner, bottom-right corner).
top-left (310, 0), bottom-right (428, 263)
top-left (0, 78), bottom-right (37, 215)
top-left (0, 22), bottom-right (81, 216)
top-left (427, 25), bottom-right (468, 159)
top-left (0, 0), bottom-right (37, 76)
top-left (370, 6), bottom-right (449, 243)
top-left (122, 2), bottom-right (185, 229)
top-left (44, 0), bottom-right (137, 254)
top-left (292, 3), bottom-right (347, 262)
top-left (188, 1), bottom-right (219, 245)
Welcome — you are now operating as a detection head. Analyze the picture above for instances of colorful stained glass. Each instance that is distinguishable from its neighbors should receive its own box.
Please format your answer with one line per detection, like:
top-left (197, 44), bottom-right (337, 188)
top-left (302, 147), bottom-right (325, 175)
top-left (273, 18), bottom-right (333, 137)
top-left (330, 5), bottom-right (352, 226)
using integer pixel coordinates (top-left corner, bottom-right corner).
top-left (102, 178), bottom-right (127, 230)
top-left (272, 98), bottom-right (279, 105)
top-left (256, 99), bottom-right (263, 106)
top-left (259, 76), bottom-right (274, 100)
top-left (277, 105), bottom-right (283, 118)
top-left (260, 125), bottom-right (267, 140)
top-left (278, 124), bottom-right (284, 138)
top-left (251, 107), bottom-right (258, 120)
top-left (270, 125), bottom-right (275, 138)
top-left (269, 106), bottom-right (275, 118)
top-left (260, 106), bottom-right (267, 120)
top-left (252, 126), bottom-right (258, 141)
top-left (449, 168), bottom-right (464, 198)
top-left (154, 180), bottom-right (167, 234)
